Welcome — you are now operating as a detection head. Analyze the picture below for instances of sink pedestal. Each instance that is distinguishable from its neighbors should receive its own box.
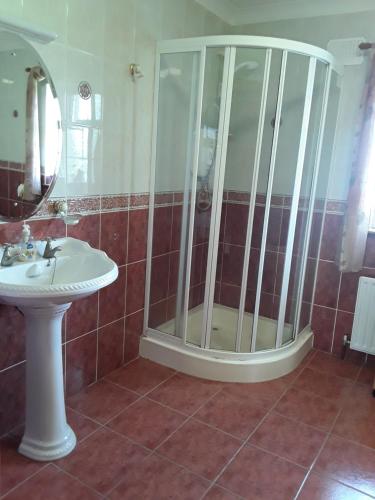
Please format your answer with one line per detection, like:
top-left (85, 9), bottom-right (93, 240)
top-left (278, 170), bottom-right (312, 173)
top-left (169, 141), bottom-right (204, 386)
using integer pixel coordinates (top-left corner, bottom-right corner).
top-left (18, 304), bottom-right (77, 461)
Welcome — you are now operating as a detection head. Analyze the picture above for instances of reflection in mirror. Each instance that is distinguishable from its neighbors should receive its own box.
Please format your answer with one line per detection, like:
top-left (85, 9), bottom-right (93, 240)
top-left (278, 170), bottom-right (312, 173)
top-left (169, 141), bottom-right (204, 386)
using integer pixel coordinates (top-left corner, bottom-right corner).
top-left (0, 31), bottom-right (61, 222)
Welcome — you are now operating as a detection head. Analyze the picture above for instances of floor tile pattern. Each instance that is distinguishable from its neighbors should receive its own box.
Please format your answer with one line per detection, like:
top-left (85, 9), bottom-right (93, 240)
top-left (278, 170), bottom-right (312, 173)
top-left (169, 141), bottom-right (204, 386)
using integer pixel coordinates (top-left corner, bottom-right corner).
top-left (2, 351), bottom-right (375, 499)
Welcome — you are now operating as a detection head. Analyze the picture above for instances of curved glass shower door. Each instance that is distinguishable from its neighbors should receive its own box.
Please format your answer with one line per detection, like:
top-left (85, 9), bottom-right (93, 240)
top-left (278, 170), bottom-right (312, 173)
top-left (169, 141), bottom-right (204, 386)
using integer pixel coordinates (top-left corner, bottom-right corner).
top-left (148, 51), bottom-right (201, 336)
top-left (146, 36), bottom-right (339, 357)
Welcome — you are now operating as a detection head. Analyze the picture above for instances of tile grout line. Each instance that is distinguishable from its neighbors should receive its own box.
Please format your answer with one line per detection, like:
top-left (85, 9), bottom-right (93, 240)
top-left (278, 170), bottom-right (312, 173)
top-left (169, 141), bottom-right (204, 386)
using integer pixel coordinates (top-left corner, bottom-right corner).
top-left (0, 463), bottom-right (51, 499)
top-left (205, 378), bottom-right (299, 491)
top-left (103, 379), bottom-right (225, 497)
top-left (122, 203), bottom-right (130, 364)
top-left (49, 463), bottom-right (106, 499)
top-left (329, 271), bottom-right (342, 353)
top-left (294, 408), bottom-right (343, 499)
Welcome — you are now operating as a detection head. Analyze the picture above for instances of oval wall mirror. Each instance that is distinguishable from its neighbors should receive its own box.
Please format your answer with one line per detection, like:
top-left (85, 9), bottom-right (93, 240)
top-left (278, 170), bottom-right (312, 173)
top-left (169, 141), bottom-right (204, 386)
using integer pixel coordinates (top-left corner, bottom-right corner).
top-left (0, 30), bottom-right (62, 222)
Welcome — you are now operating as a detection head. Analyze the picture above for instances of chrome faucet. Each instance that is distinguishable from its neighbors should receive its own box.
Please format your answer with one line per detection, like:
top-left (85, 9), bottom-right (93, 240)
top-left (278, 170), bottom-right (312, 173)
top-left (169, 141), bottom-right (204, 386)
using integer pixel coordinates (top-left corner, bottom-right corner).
top-left (43, 238), bottom-right (62, 259)
top-left (1, 244), bottom-right (20, 267)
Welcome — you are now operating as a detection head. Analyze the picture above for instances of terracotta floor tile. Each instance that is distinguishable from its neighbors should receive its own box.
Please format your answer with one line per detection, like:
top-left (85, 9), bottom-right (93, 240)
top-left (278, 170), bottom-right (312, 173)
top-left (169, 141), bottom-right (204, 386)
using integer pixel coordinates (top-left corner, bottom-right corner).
top-left (67, 380), bottom-right (139, 423)
top-left (108, 453), bottom-right (209, 500)
top-left (221, 378), bottom-right (289, 412)
top-left (107, 397), bottom-right (186, 449)
top-left (293, 367), bottom-right (354, 403)
top-left (308, 351), bottom-right (362, 380)
top-left (149, 374), bottom-right (223, 415)
top-left (357, 361), bottom-right (375, 386)
top-left (66, 408), bottom-right (100, 441)
top-left (157, 419), bottom-right (241, 480)
top-left (299, 473), bottom-right (372, 499)
top-left (0, 435), bottom-right (44, 496)
top-left (58, 427), bottom-right (149, 495)
top-left (342, 382), bottom-right (375, 412)
top-left (300, 349), bottom-right (318, 367)
top-left (333, 404), bottom-right (375, 450)
top-left (314, 435), bottom-right (375, 497)
top-left (105, 358), bottom-right (175, 394)
top-left (249, 412), bottom-right (326, 467)
top-left (217, 444), bottom-right (306, 499)
top-left (3, 464), bottom-right (100, 500)
top-left (203, 485), bottom-right (242, 499)
top-left (195, 391), bottom-right (267, 440)
top-left (274, 387), bottom-right (340, 432)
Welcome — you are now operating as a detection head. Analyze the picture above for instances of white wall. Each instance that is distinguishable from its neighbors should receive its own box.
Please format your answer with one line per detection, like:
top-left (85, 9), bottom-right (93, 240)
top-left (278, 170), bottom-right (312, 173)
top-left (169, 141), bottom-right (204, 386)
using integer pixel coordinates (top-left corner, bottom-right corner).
top-left (230, 10), bottom-right (375, 200)
top-left (0, 0), bottom-right (228, 199)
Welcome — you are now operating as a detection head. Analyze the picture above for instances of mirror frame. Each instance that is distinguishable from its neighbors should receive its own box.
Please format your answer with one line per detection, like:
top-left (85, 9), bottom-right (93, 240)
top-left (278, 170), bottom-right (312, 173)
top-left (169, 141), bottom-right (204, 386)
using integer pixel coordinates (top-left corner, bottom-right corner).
top-left (0, 30), bottom-right (62, 223)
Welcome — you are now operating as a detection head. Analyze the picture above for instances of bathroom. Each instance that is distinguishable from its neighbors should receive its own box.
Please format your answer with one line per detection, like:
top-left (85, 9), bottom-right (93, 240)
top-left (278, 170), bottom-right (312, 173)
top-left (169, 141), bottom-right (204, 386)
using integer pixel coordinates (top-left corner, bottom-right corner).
top-left (0, 0), bottom-right (375, 498)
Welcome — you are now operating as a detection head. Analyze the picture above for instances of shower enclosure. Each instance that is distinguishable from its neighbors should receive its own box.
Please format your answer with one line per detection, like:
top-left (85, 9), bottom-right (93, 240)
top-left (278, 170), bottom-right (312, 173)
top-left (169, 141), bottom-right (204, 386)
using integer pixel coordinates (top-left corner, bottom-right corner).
top-left (142, 36), bottom-right (340, 381)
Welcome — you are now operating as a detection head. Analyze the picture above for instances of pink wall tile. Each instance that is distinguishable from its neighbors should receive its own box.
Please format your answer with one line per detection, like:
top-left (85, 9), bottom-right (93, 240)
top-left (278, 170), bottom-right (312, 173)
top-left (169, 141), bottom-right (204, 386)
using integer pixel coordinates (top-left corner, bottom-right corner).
top-left (150, 254), bottom-right (169, 304)
top-left (311, 305), bottom-right (336, 351)
top-left (221, 244), bottom-right (245, 287)
top-left (29, 218), bottom-right (66, 240)
top-left (67, 214), bottom-right (100, 249)
top-left (149, 300), bottom-right (167, 329)
top-left (127, 209), bottom-right (148, 263)
top-left (0, 363), bottom-right (25, 435)
top-left (98, 318), bottom-right (125, 378)
top-left (152, 206), bottom-right (172, 256)
top-left (171, 205), bottom-right (182, 251)
top-left (99, 266), bottom-right (126, 327)
top-left (100, 211), bottom-right (128, 266)
top-left (168, 251), bottom-right (179, 296)
top-left (124, 310), bottom-right (144, 363)
top-left (66, 292), bottom-right (98, 341)
top-left (314, 261), bottom-right (341, 308)
top-left (0, 169), bottom-right (9, 198)
top-left (0, 305), bottom-right (25, 371)
top-left (332, 310), bottom-right (354, 356)
top-left (266, 207), bottom-right (283, 251)
top-left (65, 331), bottom-right (97, 397)
top-left (320, 214), bottom-right (343, 261)
top-left (224, 204), bottom-right (248, 246)
top-left (126, 260), bottom-right (146, 315)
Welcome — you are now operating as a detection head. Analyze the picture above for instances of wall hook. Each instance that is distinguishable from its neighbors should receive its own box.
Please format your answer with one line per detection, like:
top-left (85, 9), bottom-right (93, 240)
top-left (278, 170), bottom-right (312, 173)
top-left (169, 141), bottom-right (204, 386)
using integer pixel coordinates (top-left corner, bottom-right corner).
top-left (129, 63), bottom-right (144, 81)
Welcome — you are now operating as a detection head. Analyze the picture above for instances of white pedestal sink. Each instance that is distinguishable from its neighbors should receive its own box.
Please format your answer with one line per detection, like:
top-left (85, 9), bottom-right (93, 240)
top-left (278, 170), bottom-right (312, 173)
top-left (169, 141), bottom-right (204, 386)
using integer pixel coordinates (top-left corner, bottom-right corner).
top-left (0, 238), bottom-right (118, 461)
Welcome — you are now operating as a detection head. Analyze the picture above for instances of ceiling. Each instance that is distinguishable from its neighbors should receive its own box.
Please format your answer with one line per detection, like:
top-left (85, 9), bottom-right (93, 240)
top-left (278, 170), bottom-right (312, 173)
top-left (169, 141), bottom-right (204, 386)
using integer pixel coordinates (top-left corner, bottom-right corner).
top-left (196, 0), bottom-right (375, 25)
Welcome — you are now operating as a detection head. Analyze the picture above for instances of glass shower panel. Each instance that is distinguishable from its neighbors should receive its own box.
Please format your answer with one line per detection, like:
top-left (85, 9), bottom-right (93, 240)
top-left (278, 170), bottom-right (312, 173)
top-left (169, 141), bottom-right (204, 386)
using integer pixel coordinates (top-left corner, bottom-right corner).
top-left (255, 53), bottom-right (309, 351)
top-left (237, 50), bottom-right (283, 351)
top-left (236, 50), bottom-right (282, 352)
top-left (210, 48), bottom-right (268, 351)
top-left (298, 70), bottom-right (341, 332)
top-left (283, 61), bottom-right (327, 339)
top-left (149, 51), bottom-right (200, 336)
top-left (186, 47), bottom-right (225, 347)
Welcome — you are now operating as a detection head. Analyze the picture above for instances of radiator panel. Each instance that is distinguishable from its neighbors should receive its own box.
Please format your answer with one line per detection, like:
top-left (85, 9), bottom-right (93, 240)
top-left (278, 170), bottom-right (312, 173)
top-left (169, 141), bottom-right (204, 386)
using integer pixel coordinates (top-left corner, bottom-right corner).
top-left (351, 276), bottom-right (375, 354)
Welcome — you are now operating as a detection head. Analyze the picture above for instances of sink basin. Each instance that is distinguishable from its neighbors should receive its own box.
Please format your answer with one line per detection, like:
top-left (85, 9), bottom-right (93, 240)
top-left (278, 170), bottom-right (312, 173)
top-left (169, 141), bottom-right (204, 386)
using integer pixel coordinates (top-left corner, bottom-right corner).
top-left (0, 237), bottom-right (118, 306)
top-left (0, 237), bottom-right (118, 461)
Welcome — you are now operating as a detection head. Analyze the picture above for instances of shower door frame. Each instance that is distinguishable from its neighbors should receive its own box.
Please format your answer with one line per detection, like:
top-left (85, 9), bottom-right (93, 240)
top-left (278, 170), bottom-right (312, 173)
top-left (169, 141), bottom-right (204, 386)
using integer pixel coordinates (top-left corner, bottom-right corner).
top-left (144, 35), bottom-right (338, 358)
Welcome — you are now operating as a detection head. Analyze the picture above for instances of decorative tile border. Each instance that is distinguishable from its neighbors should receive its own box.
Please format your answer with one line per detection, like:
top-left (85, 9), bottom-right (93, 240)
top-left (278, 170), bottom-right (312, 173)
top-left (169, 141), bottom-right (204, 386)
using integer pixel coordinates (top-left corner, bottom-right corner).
top-left (101, 195), bottom-right (129, 212)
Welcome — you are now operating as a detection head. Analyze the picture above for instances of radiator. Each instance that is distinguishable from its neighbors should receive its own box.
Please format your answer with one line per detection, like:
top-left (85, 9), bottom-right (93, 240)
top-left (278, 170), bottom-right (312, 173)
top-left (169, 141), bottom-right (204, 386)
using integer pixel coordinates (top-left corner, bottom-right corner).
top-left (350, 276), bottom-right (375, 354)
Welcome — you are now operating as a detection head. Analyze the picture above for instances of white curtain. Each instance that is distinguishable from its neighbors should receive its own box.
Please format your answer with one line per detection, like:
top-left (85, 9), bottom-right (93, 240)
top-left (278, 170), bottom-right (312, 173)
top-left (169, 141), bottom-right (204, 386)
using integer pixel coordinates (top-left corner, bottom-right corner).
top-left (338, 55), bottom-right (375, 272)
top-left (24, 66), bottom-right (45, 202)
